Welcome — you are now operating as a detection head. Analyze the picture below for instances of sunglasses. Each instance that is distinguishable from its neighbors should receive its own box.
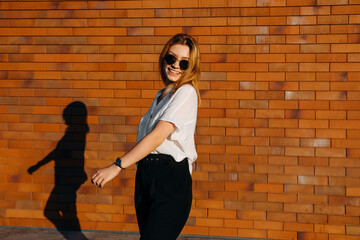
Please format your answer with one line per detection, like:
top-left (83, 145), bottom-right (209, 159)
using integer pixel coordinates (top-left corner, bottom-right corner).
top-left (164, 53), bottom-right (189, 71)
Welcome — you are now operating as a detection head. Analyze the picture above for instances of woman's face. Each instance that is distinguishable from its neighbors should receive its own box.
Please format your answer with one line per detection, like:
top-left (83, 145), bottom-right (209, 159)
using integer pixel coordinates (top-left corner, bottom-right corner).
top-left (163, 44), bottom-right (190, 83)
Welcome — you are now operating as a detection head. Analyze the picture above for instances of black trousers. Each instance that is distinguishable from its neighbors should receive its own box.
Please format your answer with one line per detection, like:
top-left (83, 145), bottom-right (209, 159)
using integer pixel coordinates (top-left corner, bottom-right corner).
top-left (135, 154), bottom-right (192, 240)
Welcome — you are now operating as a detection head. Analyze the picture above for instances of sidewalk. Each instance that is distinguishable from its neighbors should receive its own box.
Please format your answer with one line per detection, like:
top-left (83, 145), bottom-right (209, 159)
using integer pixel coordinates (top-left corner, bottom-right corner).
top-left (0, 226), bottom-right (270, 240)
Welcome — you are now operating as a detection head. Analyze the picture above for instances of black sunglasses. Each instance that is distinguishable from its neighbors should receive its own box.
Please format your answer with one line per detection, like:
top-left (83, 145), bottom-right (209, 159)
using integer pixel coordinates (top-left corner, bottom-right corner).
top-left (164, 53), bottom-right (189, 71)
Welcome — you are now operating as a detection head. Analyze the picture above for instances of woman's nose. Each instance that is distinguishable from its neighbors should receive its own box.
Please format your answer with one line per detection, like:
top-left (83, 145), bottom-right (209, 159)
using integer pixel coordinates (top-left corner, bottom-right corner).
top-left (171, 60), bottom-right (180, 69)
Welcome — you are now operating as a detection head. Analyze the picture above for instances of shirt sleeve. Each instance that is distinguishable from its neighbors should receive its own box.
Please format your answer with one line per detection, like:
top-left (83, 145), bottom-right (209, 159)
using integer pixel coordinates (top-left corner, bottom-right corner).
top-left (159, 84), bottom-right (198, 130)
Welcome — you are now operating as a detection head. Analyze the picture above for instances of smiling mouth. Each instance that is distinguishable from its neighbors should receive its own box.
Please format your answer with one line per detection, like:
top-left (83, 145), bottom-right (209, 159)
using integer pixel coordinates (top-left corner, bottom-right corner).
top-left (168, 67), bottom-right (181, 75)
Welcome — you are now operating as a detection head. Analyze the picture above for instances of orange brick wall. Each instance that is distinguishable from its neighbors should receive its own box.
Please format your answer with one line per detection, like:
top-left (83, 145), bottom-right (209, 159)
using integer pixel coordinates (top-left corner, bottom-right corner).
top-left (1, 1), bottom-right (360, 239)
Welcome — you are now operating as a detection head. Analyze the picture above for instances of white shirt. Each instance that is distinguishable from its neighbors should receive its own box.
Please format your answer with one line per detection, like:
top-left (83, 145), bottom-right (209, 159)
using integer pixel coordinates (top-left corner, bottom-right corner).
top-left (136, 84), bottom-right (198, 173)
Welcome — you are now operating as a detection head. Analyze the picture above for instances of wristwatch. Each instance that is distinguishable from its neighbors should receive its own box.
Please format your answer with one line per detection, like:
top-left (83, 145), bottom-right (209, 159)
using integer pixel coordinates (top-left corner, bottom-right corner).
top-left (114, 157), bottom-right (126, 170)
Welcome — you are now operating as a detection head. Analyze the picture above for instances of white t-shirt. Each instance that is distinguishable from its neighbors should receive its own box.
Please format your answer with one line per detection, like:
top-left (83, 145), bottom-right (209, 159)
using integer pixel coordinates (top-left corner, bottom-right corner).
top-left (136, 84), bottom-right (198, 173)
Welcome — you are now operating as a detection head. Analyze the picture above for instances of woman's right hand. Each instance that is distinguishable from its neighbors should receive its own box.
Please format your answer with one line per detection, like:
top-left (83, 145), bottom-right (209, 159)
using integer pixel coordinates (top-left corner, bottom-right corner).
top-left (27, 165), bottom-right (39, 175)
top-left (91, 164), bottom-right (121, 188)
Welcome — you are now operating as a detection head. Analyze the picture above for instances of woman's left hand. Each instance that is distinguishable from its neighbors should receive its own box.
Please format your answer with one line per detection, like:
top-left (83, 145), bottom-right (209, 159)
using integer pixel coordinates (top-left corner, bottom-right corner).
top-left (91, 164), bottom-right (121, 188)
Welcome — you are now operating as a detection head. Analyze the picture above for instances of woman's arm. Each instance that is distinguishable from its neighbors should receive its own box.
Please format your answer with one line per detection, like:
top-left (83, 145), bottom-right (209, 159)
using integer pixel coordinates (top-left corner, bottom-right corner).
top-left (27, 150), bottom-right (57, 174)
top-left (91, 120), bottom-right (175, 188)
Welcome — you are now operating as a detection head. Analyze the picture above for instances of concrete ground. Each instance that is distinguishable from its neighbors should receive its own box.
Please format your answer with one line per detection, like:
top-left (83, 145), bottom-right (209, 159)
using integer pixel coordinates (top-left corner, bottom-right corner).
top-left (0, 226), bottom-right (272, 240)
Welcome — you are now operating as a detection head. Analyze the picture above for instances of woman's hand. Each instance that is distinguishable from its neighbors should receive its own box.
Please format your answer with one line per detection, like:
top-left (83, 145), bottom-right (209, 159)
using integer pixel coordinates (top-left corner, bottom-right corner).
top-left (91, 164), bottom-right (121, 188)
top-left (27, 164), bottom-right (39, 174)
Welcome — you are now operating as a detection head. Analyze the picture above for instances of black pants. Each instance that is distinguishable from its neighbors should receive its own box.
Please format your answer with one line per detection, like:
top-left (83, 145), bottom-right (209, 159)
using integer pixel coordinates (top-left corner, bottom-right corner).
top-left (135, 154), bottom-right (192, 240)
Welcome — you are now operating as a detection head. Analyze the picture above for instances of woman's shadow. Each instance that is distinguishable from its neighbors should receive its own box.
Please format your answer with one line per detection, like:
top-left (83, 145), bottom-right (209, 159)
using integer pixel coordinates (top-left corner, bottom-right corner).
top-left (28, 101), bottom-right (89, 240)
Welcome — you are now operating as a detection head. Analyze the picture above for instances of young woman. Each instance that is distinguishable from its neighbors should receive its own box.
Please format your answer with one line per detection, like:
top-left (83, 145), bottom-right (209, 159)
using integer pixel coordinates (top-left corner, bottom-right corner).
top-left (91, 33), bottom-right (201, 240)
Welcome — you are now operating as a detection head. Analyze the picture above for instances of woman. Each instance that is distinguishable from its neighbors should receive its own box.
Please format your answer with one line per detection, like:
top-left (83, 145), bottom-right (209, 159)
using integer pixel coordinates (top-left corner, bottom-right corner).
top-left (91, 33), bottom-right (201, 240)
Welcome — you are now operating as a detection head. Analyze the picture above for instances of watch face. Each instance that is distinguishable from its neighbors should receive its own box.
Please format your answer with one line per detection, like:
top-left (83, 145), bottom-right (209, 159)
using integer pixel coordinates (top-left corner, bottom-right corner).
top-left (115, 158), bottom-right (124, 170)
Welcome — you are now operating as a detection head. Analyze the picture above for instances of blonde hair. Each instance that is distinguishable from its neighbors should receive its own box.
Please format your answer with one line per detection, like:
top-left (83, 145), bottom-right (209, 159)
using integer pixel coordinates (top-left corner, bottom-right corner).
top-left (159, 33), bottom-right (201, 102)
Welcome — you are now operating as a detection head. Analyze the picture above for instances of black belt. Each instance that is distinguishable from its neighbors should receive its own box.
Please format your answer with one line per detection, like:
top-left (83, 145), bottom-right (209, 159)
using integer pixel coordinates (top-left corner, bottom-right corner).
top-left (139, 154), bottom-right (172, 166)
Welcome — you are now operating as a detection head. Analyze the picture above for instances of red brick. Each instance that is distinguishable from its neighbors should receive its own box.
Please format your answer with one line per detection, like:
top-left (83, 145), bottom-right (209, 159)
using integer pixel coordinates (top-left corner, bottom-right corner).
top-left (285, 165), bottom-right (314, 175)
top-left (288, 16), bottom-right (316, 25)
top-left (346, 226), bottom-right (360, 238)
top-left (267, 231), bottom-right (297, 240)
top-left (298, 194), bottom-right (328, 205)
top-left (315, 224), bottom-right (345, 234)
top-left (319, 15), bottom-right (348, 25)
top-left (238, 118), bottom-right (268, 128)
top-left (286, 72), bottom-right (315, 81)
top-left (299, 119), bottom-right (328, 129)
top-left (256, 128), bottom-right (284, 137)
top-left (271, 82), bottom-right (298, 91)
top-left (300, 138), bottom-right (329, 148)
top-left (268, 193), bottom-right (297, 203)
top-left (208, 191), bottom-right (237, 201)
top-left (285, 91), bottom-right (315, 100)
top-left (269, 156), bottom-right (298, 165)
top-left (209, 209), bottom-right (236, 219)
top-left (318, 0), bottom-right (348, 5)
top-left (286, 34), bottom-right (316, 44)
top-left (256, 35), bottom-right (285, 44)
top-left (256, 53), bottom-right (285, 62)
top-left (327, 24), bottom-right (352, 35)
top-left (285, 147), bottom-right (314, 157)
top-left (254, 220), bottom-right (283, 230)
top-left (284, 222), bottom-right (313, 232)
top-left (255, 146), bottom-right (284, 155)
top-left (300, 100), bottom-right (329, 110)
top-left (297, 214), bottom-right (327, 224)
top-left (301, 6), bottom-right (330, 15)
top-left (254, 183), bottom-right (283, 193)
top-left (270, 44), bottom-right (300, 53)
top-left (270, 25), bottom-right (300, 35)
top-left (196, 217), bottom-right (223, 227)
top-left (256, 91), bottom-right (283, 100)
top-left (237, 229), bottom-right (267, 239)
top-left (235, 210), bottom-right (265, 221)
top-left (315, 186), bottom-right (345, 196)
top-left (317, 129), bottom-right (346, 139)
top-left (298, 176), bottom-right (328, 186)
top-left (286, 0), bottom-right (316, 6)
top-left (269, 63), bottom-right (298, 72)
top-left (271, 6), bottom-right (299, 16)
top-left (346, 206), bottom-right (360, 217)
top-left (286, 53), bottom-right (315, 63)
top-left (329, 215), bottom-right (359, 225)
top-left (347, 188), bottom-right (360, 197)
top-left (226, 146), bottom-right (254, 155)
top-left (300, 63), bottom-right (329, 72)
top-left (284, 203), bottom-right (313, 213)
top-left (257, 16), bottom-right (287, 25)
top-left (268, 174), bottom-right (297, 185)
top-left (242, 137), bottom-right (269, 146)
top-left (267, 212), bottom-right (296, 222)
top-left (270, 119), bottom-right (298, 128)
top-left (270, 100), bottom-right (298, 109)
top-left (225, 200), bottom-right (254, 211)
top-left (285, 129), bottom-right (315, 137)
top-left (332, 5), bottom-right (360, 14)
top-left (347, 168), bottom-right (360, 177)
top-left (226, 128), bottom-right (254, 137)
top-left (298, 232), bottom-right (329, 240)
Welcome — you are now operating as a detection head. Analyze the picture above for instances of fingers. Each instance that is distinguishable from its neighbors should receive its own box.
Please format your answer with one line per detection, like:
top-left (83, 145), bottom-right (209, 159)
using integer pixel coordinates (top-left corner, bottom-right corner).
top-left (92, 172), bottom-right (108, 188)
top-left (91, 171), bottom-right (99, 182)
top-left (91, 165), bottom-right (119, 188)
top-left (98, 178), bottom-right (105, 188)
top-left (91, 171), bottom-right (102, 188)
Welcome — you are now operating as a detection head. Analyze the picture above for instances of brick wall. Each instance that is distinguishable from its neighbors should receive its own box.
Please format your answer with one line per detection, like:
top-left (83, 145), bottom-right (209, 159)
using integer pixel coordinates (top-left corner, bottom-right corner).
top-left (1, 1), bottom-right (360, 239)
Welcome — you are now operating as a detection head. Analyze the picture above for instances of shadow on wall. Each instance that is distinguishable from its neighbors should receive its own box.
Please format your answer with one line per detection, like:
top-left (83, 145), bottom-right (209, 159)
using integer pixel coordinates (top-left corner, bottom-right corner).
top-left (27, 101), bottom-right (89, 240)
